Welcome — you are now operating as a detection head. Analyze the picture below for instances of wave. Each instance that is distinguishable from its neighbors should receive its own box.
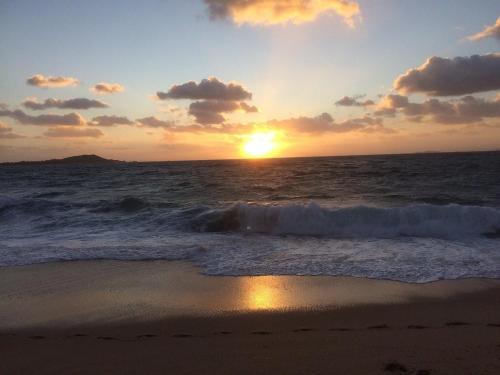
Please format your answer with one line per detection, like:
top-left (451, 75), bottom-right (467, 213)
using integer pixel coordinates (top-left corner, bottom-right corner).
top-left (2, 193), bottom-right (500, 240)
top-left (192, 202), bottom-right (500, 239)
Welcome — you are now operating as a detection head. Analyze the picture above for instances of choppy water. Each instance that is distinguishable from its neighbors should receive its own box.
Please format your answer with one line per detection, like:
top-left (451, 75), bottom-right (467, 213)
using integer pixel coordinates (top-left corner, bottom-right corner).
top-left (1, 151), bottom-right (499, 282)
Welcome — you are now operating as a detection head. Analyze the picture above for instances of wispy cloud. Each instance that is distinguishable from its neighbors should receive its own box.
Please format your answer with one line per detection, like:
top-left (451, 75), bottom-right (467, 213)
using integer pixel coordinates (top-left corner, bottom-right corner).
top-left (0, 121), bottom-right (24, 139)
top-left (44, 127), bottom-right (103, 138)
top-left (468, 17), bottom-right (500, 41)
top-left (143, 113), bottom-right (394, 135)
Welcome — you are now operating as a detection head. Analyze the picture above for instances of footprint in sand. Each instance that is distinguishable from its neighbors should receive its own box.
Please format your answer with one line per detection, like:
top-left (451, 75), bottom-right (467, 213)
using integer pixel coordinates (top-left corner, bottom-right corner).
top-left (384, 362), bottom-right (432, 375)
top-left (407, 325), bottom-right (428, 330)
top-left (137, 334), bottom-right (158, 338)
top-left (66, 333), bottom-right (87, 338)
top-left (329, 328), bottom-right (353, 332)
top-left (28, 335), bottom-right (45, 340)
top-left (384, 361), bottom-right (408, 372)
top-left (368, 324), bottom-right (390, 330)
top-left (171, 333), bottom-right (193, 338)
top-left (445, 321), bottom-right (470, 327)
top-left (292, 328), bottom-right (315, 333)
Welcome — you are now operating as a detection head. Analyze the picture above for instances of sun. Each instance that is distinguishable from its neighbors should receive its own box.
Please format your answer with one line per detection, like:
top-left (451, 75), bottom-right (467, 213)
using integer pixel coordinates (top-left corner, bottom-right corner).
top-left (242, 131), bottom-right (277, 158)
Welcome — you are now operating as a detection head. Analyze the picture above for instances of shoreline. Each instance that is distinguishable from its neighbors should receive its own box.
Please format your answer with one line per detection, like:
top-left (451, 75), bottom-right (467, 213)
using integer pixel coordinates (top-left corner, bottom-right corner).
top-left (1, 260), bottom-right (499, 329)
top-left (1, 260), bottom-right (499, 374)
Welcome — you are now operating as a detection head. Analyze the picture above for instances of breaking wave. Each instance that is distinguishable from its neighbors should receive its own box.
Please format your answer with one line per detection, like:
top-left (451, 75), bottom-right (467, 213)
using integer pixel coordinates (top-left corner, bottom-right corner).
top-left (193, 202), bottom-right (500, 239)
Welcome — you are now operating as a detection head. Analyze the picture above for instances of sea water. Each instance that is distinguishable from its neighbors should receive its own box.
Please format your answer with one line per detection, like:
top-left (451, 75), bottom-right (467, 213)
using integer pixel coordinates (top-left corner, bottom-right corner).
top-left (1, 151), bottom-right (499, 282)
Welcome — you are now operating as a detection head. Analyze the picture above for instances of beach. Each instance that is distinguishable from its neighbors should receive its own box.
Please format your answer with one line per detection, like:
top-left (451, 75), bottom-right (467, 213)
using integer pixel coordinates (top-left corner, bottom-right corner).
top-left (1, 260), bottom-right (499, 374)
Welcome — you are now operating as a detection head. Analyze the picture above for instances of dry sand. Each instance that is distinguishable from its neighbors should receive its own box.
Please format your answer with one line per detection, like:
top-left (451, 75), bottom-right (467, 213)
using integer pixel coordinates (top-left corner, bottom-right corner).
top-left (1, 260), bottom-right (499, 374)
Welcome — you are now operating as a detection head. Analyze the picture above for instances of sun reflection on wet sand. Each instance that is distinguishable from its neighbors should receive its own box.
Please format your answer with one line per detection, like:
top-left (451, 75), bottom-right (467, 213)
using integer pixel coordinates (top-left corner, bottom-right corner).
top-left (239, 276), bottom-right (291, 310)
top-left (244, 277), bottom-right (284, 310)
top-left (1, 261), bottom-right (498, 328)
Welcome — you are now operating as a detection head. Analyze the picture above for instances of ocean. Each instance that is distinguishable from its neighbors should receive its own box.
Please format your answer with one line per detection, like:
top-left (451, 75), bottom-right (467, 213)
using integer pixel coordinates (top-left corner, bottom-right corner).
top-left (1, 151), bottom-right (499, 283)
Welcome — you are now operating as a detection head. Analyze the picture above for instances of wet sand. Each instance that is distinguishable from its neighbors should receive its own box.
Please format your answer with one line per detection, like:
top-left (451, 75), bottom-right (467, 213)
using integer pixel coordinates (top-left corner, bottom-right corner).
top-left (1, 261), bottom-right (499, 374)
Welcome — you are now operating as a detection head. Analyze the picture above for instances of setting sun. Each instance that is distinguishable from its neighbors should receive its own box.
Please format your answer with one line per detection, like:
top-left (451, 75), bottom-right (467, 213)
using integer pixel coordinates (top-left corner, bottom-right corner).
top-left (242, 131), bottom-right (277, 158)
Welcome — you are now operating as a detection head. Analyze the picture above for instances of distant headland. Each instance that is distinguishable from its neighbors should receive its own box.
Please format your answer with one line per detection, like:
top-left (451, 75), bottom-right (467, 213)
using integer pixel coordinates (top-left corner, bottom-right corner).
top-left (0, 154), bottom-right (122, 166)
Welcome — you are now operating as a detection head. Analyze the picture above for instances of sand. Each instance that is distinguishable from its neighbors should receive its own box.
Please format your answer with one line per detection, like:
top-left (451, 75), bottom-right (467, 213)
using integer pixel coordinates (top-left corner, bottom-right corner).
top-left (1, 260), bottom-right (499, 374)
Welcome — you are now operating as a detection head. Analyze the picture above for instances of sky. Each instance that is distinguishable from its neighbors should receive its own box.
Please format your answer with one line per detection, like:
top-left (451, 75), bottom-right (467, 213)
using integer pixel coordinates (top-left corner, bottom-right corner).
top-left (0, 0), bottom-right (499, 162)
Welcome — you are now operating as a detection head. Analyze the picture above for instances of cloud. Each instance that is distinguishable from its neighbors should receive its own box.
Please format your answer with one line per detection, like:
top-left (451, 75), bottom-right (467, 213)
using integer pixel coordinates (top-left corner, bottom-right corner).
top-left (136, 111), bottom-right (395, 136)
top-left (157, 77), bottom-right (257, 124)
top-left (136, 116), bottom-right (175, 128)
top-left (394, 53), bottom-right (500, 96)
top-left (88, 115), bottom-right (134, 127)
top-left (0, 122), bottom-right (24, 139)
top-left (188, 100), bottom-right (258, 124)
top-left (204, 0), bottom-right (361, 27)
top-left (0, 109), bottom-right (85, 126)
top-left (26, 74), bottom-right (79, 88)
top-left (239, 102), bottom-right (259, 113)
top-left (157, 77), bottom-right (252, 101)
top-left (23, 98), bottom-right (108, 110)
top-left (468, 17), bottom-right (500, 41)
top-left (44, 127), bottom-right (103, 138)
top-left (270, 113), bottom-right (391, 134)
top-left (91, 82), bottom-right (125, 94)
top-left (373, 94), bottom-right (409, 116)
top-left (335, 95), bottom-right (374, 107)
top-left (374, 94), bottom-right (500, 124)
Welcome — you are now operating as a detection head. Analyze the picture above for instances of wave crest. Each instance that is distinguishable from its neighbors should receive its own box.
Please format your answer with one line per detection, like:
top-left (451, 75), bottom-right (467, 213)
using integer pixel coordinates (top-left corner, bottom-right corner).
top-left (193, 202), bottom-right (500, 239)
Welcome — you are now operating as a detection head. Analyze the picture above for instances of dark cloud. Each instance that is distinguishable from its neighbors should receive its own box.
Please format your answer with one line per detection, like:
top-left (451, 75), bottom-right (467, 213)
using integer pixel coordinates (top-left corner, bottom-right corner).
top-left (468, 17), bottom-right (500, 41)
top-left (0, 109), bottom-right (85, 126)
top-left (157, 77), bottom-right (252, 101)
top-left (394, 54), bottom-right (500, 96)
top-left (189, 100), bottom-right (239, 124)
top-left (0, 122), bottom-right (24, 139)
top-left (375, 94), bottom-right (500, 124)
top-left (203, 0), bottom-right (361, 27)
top-left (239, 102), bottom-right (259, 113)
top-left (157, 78), bottom-right (257, 125)
top-left (188, 100), bottom-right (257, 124)
top-left (89, 115), bottom-right (134, 127)
top-left (91, 82), bottom-right (124, 94)
top-left (26, 74), bottom-right (79, 88)
top-left (23, 98), bottom-right (108, 110)
top-left (335, 95), bottom-right (374, 107)
top-left (44, 127), bottom-right (103, 138)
